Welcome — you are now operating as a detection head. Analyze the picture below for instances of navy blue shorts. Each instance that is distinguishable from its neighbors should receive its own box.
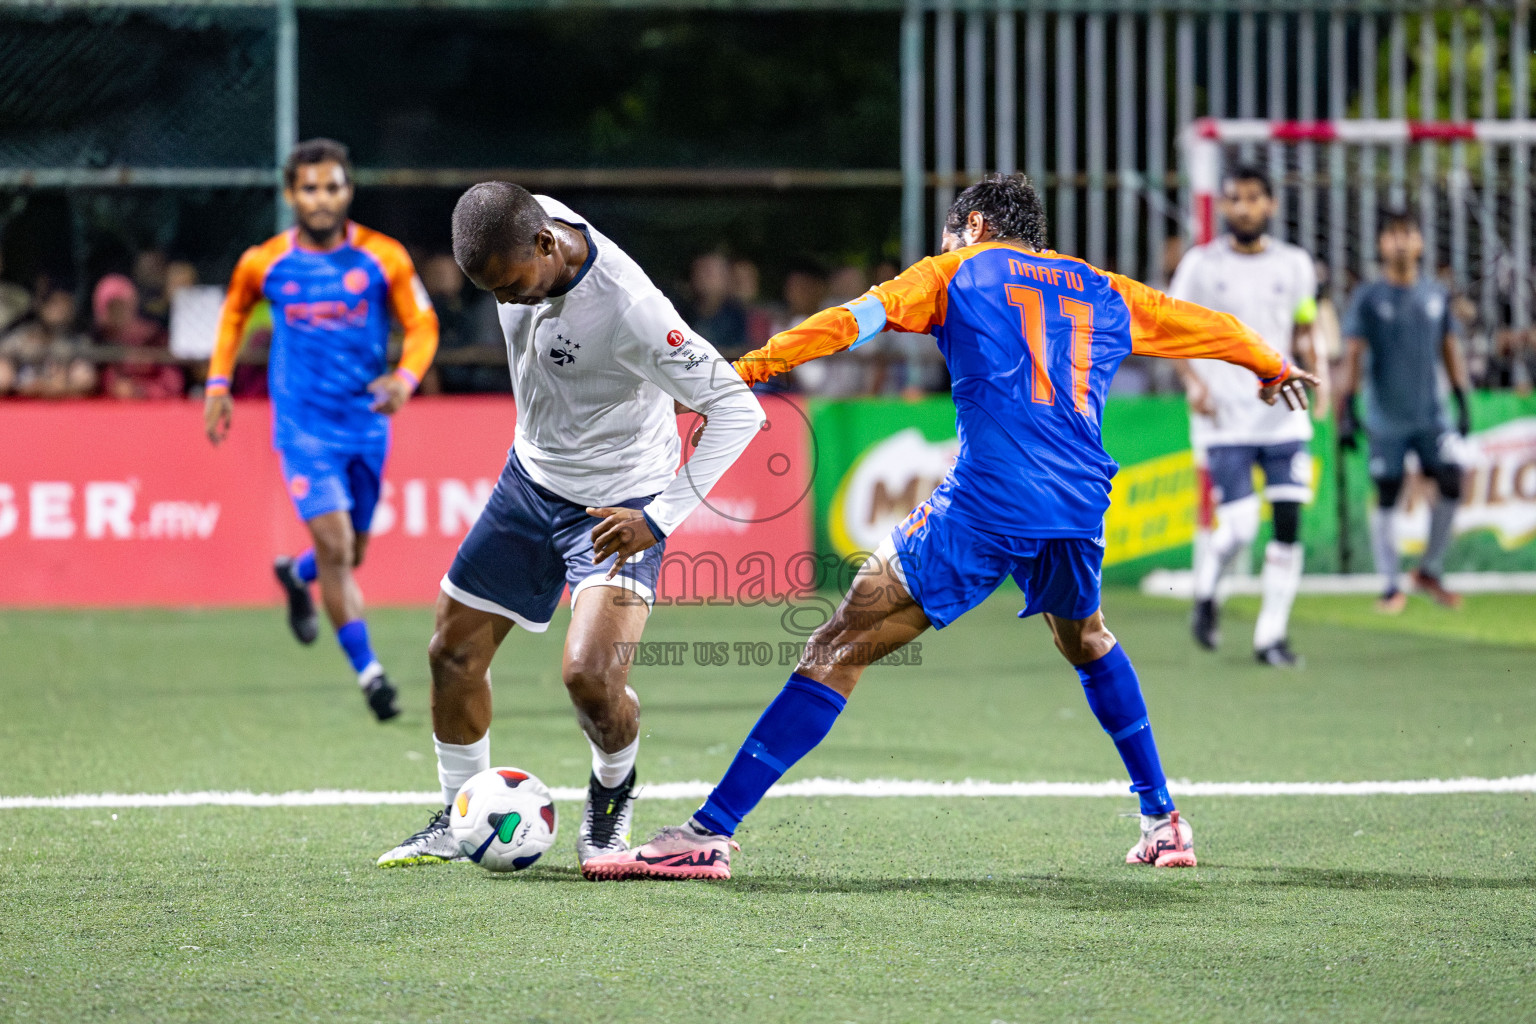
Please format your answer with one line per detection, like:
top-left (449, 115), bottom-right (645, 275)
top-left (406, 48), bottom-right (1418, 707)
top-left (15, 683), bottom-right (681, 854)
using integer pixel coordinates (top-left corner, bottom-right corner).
top-left (884, 499), bottom-right (1103, 630)
top-left (278, 443), bottom-right (387, 534)
top-left (441, 452), bottom-right (666, 632)
top-left (1207, 440), bottom-right (1313, 505)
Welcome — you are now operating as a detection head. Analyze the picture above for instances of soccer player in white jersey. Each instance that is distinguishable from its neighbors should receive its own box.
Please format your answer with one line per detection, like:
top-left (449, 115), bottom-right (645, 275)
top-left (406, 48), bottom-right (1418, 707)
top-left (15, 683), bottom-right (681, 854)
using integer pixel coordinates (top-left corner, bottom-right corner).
top-left (377, 182), bottom-right (766, 868)
top-left (1169, 166), bottom-right (1330, 667)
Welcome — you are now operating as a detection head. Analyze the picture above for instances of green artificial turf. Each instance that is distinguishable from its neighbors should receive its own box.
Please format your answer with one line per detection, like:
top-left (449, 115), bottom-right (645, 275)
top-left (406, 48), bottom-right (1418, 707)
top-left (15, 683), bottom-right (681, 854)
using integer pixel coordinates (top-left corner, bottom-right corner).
top-left (1226, 591), bottom-right (1536, 650)
top-left (1, 589), bottom-right (1534, 1022)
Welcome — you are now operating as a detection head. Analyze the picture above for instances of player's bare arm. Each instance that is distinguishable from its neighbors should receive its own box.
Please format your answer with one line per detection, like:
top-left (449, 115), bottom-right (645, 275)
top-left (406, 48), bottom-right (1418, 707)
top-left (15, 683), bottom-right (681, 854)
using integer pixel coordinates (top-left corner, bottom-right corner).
top-left (1175, 360), bottom-right (1216, 416)
top-left (1293, 321), bottom-right (1330, 420)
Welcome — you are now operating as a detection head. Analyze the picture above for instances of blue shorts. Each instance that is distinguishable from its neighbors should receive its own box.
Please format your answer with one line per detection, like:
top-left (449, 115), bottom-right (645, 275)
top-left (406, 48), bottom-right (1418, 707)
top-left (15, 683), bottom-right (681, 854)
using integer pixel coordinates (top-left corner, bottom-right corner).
top-left (1368, 427), bottom-right (1452, 480)
top-left (278, 444), bottom-right (387, 533)
top-left (442, 452), bottom-right (667, 633)
top-left (1207, 440), bottom-right (1313, 505)
top-left (885, 500), bottom-right (1103, 630)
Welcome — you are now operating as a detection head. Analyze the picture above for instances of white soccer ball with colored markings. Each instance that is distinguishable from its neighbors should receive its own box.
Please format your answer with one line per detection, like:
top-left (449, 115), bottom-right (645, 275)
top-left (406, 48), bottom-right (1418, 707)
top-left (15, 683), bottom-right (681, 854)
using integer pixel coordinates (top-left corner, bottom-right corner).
top-left (449, 767), bottom-right (558, 872)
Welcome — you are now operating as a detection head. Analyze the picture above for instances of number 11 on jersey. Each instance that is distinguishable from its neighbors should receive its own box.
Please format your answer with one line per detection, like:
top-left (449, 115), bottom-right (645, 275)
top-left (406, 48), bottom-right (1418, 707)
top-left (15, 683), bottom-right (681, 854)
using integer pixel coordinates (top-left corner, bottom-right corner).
top-left (1005, 284), bottom-right (1095, 415)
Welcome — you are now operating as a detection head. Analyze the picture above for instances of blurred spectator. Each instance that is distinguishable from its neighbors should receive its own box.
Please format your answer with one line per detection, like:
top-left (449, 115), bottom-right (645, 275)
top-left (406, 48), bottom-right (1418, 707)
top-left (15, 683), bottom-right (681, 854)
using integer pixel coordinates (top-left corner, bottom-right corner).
top-left (681, 252), bottom-right (749, 360)
top-left (1485, 328), bottom-right (1536, 394)
top-left (134, 249), bottom-right (171, 324)
top-left (419, 253), bottom-right (508, 394)
top-left (165, 260), bottom-right (198, 302)
top-left (0, 250), bottom-right (30, 334)
top-left (826, 265), bottom-right (868, 306)
top-left (731, 258), bottom-right (776, 349)
top-left (94, 274), bottom-right (185, 400)
top-left (0, 288), bottom-right (97, 398)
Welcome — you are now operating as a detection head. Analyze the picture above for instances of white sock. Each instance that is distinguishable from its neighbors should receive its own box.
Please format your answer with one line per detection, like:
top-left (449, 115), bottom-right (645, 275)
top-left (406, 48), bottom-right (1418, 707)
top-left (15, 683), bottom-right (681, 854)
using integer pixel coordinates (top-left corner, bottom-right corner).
top-left (435, 732), bottom-right (490, 807)
top-left (1254, 541), bottom-right (1303, 650)
top-left (1194, 495), bottom-right (1260, 600)
top-left (357, 661), bottom-right (384, 689)
top-left (588, 735), bottom-right (639, 788)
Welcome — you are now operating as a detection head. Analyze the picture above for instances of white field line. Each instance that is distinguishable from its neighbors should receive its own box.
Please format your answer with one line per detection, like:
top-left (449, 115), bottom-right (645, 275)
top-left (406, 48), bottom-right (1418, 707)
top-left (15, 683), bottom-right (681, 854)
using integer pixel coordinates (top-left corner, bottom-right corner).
top-left (1140, 568), bottom-right (1536, 598)
top-left (3, 775), bottom-right (1536, 809)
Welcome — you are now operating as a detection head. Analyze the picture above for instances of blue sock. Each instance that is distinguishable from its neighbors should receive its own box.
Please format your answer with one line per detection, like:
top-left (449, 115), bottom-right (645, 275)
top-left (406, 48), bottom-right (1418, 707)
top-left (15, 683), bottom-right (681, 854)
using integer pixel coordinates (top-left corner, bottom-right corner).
top-left (335, 619), bottom-right (377, 675)
top-left (693, 673), bottom-right (847, 836)
top-left (1076, 644), bottom-right (1175, 816)
top-left (294, 549), bottom-right (318, 584)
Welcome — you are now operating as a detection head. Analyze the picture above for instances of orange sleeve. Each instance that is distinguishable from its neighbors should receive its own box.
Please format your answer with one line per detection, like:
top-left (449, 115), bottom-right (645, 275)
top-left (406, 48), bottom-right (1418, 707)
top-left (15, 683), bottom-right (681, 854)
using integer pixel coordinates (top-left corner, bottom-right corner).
top-left (733, 252), bottom-right (964, 386)
top-left (377, 244), bottom-right (439, 389)
top-left (206, 248), bottom-right (268, 395)
top-left (1107, 272), bottom-right (1289, 385)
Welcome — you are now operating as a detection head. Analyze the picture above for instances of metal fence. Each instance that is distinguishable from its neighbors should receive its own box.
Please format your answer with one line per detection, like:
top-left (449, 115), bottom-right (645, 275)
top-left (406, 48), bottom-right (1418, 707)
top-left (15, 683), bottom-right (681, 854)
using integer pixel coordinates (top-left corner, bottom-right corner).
top-left (902, 0), bottom-right (1534, 334)
top-left (3, 0), bottom-right (1533, 332)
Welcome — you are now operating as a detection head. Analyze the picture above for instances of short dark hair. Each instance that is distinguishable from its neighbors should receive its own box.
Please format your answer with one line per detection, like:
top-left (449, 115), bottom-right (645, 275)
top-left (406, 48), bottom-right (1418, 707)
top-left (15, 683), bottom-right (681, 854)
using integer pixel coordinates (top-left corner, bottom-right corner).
top-left (1379, 206), bottom-right (1421, 235)
top-left (451, 182), bottom-right (551, 276)
top-left (944, 173), bottom-right (1048, 250)
top-left (1223, 164), bottom-right (1272, 198)
top-left (283, 138), bottom-right (352, 189)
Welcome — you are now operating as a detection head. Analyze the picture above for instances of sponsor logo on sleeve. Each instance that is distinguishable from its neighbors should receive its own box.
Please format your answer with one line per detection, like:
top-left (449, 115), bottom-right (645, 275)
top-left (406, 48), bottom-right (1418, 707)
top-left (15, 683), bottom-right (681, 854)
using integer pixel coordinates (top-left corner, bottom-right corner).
top-left (666, 329), bottom-right (686, 347)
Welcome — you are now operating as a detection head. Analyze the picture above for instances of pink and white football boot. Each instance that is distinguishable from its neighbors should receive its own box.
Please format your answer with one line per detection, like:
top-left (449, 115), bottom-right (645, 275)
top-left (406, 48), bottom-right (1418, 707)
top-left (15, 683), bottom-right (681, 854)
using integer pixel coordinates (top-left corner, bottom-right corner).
top-left (581, 823), bottom-right (739, 881)
top-left (1125, 810), bottom-right (1197, 868)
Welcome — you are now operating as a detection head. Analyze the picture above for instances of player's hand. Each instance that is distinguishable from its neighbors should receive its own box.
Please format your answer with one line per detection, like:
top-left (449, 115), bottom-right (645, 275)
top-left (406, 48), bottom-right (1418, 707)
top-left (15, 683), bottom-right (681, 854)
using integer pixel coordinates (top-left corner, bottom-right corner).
top-left (1258, 365), bottom-right (1321, 412)
top-left (369, 373), bottom-right (412, 415)
top-left (673, 399), bottom-right (706, 447)
top-left (586, 506), bottom-right (660, 579)
top-left (204, 391), bottom-right (233, 445)
top-left (1184, 375), bottom-right (1216, 417)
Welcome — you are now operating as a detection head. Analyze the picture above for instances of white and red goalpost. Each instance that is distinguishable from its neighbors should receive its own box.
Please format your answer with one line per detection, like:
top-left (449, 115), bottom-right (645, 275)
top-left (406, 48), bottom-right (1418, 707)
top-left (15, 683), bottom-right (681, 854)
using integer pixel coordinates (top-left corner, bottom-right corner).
top-left (1181, 117), bottom-right (1536, 245)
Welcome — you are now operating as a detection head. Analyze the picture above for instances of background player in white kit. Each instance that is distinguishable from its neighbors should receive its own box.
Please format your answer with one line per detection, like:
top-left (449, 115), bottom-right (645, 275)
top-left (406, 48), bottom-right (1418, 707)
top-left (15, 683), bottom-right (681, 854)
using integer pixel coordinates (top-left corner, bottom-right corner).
top-left (1169, 166), bottom-right (1329, 667)
top-left (377, 182), bottom-right (765, 867)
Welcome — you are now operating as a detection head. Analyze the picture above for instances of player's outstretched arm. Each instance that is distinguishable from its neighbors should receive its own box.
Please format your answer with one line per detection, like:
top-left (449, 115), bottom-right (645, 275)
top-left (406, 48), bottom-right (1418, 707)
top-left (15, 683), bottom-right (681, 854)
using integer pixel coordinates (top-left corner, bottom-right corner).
top-left (1109, 272), bottom-right (1320, 410)
top-left (733, 257), bottom-right (953, 386)
top-left (204, 248), bottom-right (265, 445)
top-left (370, 247), bottom-right (440, 415)
top-left (594, 295), bottom-right (768, 577)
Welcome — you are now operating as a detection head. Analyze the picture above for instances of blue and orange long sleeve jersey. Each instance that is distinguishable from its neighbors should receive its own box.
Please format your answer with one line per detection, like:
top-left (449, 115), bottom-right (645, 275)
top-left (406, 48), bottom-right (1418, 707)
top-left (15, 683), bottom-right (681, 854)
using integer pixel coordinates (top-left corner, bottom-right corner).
top-left (207, 222), bottom-right (439, 451)
top-left (736, 242), bottom-right (1289, 538)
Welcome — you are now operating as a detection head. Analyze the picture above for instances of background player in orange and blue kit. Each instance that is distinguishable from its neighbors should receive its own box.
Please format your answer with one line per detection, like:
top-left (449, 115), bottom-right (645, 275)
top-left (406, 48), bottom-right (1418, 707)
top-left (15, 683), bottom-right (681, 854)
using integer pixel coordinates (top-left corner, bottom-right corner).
top-left (584, 175), bottom-right (1319, 880)
top-left (202, 138), bottom-right (438, 721)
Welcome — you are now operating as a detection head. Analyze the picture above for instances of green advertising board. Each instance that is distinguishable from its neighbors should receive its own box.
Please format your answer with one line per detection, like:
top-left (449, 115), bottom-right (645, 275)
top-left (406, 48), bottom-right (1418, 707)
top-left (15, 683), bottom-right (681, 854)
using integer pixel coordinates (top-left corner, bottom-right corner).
top-left (807, 392), bottom-right (1536, 585)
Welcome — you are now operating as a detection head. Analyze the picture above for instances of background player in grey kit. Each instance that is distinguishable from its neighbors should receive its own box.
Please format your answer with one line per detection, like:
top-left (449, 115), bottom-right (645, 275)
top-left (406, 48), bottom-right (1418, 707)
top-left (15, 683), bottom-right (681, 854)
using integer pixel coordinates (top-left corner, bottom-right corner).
top-left (1338, 208), bottom-right (1473, 613)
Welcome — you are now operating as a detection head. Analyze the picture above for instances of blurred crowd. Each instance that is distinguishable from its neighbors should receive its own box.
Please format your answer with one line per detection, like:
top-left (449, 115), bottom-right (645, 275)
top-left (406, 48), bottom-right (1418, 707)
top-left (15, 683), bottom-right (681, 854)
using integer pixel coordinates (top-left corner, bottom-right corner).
top-left (2, 240), bottom-right (1533, 402)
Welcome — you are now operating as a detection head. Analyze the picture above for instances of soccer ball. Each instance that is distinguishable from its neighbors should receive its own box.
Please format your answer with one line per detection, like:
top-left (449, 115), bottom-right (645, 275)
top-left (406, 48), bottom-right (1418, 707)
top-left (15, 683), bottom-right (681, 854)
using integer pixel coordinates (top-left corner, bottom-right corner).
top-left (449, 767), bottom-right (558, 872)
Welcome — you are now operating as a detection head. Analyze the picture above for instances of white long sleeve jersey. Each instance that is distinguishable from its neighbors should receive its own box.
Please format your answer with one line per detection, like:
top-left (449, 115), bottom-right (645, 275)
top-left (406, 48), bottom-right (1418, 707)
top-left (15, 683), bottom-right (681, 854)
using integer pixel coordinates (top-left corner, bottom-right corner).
top-left (496, 197), bottom-right (766, 537)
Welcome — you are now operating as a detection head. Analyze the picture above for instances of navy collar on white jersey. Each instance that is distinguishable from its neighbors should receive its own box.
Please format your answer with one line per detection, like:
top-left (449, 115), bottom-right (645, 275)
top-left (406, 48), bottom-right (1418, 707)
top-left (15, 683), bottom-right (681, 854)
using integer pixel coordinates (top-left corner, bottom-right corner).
top-left (547, 221), bottom-right (597, 298)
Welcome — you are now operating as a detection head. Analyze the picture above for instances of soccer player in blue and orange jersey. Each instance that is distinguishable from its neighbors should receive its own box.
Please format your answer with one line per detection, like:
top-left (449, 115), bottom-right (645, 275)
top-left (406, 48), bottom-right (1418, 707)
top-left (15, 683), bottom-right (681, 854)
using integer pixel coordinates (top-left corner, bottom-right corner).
top-left (203, 138), bottom-right (439, 721)
top-left (584, 175), bottom-right (1319, 881)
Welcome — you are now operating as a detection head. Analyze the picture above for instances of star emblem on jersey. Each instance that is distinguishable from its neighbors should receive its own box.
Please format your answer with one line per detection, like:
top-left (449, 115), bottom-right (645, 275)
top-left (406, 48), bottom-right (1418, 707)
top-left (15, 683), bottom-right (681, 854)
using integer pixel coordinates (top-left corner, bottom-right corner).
top-left (549, 333), bottom-right (577, 366)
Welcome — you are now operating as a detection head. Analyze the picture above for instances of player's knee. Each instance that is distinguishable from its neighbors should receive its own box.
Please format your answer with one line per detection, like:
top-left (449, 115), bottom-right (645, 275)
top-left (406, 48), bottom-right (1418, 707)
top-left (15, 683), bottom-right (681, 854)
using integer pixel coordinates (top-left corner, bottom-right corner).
top-left (311, 523), bottom-right (355, 568)
top-left (427, 628), bottom-right (490, 687)
top-left (1374, 476), bottom-right (1404, 508)
top-left (351, 536), bottom-right (369, 569)
top-left (1052, 619), bottom-right (1117, 665)
top-left (1217, 494), bottom-right (1262, 546)
top-left (562, 649), bottom-right (623, 710)
top-left (1434, 465), bottom-right (1463, 501)
top-left (1271, 501), bottom-right (1302, 545)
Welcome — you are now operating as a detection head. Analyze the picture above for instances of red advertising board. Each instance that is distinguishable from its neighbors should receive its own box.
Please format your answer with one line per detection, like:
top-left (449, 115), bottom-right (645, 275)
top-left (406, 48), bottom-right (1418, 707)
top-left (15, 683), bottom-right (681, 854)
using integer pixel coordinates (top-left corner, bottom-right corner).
top-left (0, 395), bottom-right (812, 607)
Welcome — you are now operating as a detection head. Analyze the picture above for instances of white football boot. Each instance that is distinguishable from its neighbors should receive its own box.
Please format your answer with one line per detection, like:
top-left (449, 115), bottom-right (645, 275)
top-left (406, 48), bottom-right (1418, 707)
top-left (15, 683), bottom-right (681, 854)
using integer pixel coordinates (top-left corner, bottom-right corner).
top-left (376, 809), bottom-right (465, 867)
top-left (575, 769), bottom-right (637, 867)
